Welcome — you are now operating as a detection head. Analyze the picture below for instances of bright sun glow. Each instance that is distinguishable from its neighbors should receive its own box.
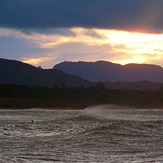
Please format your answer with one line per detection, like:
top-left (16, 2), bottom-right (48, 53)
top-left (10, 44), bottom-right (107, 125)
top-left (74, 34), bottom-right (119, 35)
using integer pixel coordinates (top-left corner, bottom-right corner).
top-left (1, 27), bottom-right (163, 67)
top-left (115, 57), bottom-right (147, 65)
top-left (20, 28), bottom-right (163, 66)
top-left (94, 29), bottom-right (163, 64)
top-left (108, 30), bottom-right (163, 55)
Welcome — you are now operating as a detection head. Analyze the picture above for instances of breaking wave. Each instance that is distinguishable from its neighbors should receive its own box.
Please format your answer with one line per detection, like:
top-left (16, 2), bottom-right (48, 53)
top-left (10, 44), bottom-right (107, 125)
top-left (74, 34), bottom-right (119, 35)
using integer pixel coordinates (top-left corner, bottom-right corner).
top-left (82, 104), bottom-right (163, 121)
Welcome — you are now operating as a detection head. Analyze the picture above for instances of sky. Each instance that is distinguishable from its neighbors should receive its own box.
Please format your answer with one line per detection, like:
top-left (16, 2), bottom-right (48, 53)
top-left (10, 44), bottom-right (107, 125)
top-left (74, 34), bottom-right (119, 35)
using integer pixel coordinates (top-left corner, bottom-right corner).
top-left (1, 0), bottom-right (163, 68)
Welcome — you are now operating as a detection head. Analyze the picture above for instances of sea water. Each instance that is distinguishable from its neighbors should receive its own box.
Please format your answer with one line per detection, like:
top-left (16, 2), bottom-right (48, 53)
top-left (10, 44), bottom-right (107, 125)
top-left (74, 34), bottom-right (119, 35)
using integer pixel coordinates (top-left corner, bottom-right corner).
top-left (0, 105), bottom-right (163, 162)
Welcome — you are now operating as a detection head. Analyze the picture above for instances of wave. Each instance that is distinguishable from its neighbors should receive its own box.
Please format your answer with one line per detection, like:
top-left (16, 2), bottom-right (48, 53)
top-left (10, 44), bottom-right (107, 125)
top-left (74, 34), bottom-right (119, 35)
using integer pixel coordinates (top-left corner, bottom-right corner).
top-left (82, 104), bottom-right (163, 121)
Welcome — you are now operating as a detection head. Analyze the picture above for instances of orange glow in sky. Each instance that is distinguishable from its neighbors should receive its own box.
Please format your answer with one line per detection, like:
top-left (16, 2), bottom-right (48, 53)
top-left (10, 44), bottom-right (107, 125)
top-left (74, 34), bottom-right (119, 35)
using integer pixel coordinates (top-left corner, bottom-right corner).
top-left (1, 27), bottom-right (163, 68)
top-left (107, 30), bottom-right (163, 55)
top-left (93, 29), bottom-right (163, 65)
top-left (21, 28), bottom-right (163, 67)
top-left (22, 57), bottom-right (54, 65)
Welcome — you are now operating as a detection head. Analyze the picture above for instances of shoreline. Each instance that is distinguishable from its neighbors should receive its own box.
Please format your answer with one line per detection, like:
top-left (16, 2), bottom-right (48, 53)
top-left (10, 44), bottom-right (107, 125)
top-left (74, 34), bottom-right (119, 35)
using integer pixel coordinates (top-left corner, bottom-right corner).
top-left (1, 85), bottom-right (163, 109)
top-left (0, 98), bottom-right (163, 110)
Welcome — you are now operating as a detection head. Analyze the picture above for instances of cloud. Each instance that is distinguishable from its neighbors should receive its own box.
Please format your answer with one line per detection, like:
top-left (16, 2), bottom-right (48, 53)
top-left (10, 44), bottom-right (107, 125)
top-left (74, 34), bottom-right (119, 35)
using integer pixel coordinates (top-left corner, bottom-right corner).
top-left (1, 0), bottom-right (163, 33)
top-left (22, 57), bottom-right (54, 65)
top-left (1, 26), bottom-right (163, 68)
top-left (0, 27), bottom-right (108, 48)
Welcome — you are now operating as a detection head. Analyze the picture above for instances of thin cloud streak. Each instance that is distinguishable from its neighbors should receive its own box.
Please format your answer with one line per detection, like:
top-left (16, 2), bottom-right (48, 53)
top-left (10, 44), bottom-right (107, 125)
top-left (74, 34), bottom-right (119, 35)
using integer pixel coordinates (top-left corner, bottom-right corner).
top-left (22, 57), bottom-right (55, 66)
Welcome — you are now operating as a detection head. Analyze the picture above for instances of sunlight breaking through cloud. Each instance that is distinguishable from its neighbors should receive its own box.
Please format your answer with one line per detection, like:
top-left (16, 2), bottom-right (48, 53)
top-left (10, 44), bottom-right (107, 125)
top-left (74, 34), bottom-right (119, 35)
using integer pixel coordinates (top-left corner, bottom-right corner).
top-left (1, 27), bottom-right (163, 67)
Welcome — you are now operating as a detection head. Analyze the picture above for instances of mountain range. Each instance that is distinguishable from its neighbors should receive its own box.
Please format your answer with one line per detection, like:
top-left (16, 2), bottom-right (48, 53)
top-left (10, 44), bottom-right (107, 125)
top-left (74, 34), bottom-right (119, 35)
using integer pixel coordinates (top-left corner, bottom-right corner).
top-left (54, 61), bottom-right (163, 83)
top-left (0, 58), bottom-right (92, 87)
top-left (1, 58), bottom-right (163, 90)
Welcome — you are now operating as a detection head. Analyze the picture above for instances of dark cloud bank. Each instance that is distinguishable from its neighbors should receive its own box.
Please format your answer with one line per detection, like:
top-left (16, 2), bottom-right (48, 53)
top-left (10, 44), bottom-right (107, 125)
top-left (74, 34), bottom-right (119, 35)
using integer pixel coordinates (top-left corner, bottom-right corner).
top-left (1, 0), bottom-right (163, 33)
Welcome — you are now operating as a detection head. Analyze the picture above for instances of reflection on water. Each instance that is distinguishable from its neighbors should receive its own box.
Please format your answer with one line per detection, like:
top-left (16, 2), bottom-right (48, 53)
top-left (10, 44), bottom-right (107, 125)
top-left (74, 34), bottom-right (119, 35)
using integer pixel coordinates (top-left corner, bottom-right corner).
top-left (0, 105), bottom-right (163, 162)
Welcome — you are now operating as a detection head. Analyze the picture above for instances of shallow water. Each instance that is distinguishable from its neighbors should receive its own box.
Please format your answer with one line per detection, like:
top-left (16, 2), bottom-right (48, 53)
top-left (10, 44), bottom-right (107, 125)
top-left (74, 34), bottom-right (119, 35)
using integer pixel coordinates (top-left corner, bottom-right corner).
top-left (0, 105), bottom-right (163, 162)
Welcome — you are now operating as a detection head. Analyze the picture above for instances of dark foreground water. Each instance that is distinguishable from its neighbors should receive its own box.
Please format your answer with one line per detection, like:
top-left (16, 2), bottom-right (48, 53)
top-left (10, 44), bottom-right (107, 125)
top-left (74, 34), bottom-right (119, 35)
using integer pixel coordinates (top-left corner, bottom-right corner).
top-left (0, 105), bottom-right (163, 163)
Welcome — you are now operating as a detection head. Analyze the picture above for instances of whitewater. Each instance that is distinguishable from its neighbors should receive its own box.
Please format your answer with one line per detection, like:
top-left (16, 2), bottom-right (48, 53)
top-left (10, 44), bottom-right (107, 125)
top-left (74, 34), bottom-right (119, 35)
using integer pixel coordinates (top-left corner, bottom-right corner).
top-left (0, 105), bottom-right (163, 162)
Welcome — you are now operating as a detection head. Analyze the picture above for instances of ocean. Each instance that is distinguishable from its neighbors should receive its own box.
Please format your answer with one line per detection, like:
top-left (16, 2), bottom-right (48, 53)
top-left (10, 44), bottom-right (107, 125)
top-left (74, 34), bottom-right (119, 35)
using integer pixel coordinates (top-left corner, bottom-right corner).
top-left (0, 105), bottom-right (163, 163)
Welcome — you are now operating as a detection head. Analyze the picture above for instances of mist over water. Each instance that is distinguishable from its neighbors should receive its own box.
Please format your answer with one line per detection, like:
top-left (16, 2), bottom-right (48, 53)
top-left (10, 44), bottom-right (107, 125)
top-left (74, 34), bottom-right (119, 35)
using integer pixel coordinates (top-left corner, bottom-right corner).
top-left (0, 107), bottom-right (163, 162)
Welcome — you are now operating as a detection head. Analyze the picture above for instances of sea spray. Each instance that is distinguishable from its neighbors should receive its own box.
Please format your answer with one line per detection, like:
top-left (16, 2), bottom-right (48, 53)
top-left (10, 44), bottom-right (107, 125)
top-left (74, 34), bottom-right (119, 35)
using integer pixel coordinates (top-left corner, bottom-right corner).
top-left (82, 104), bottom-right (163, 121)
top-left (82, 104), bottom-right (128, 120)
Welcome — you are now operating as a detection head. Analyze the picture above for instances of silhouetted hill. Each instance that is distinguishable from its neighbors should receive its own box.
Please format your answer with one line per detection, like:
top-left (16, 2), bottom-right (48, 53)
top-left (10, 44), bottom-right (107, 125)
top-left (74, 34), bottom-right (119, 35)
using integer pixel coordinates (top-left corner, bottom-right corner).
top-left (54, 61), bottom-right (163, 82)
top-left (0, 58), bottom-right (93, 87)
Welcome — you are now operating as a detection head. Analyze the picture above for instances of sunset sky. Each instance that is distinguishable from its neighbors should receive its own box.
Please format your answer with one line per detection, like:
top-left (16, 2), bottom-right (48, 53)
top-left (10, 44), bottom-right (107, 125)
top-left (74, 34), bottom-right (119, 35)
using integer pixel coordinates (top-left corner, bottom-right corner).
top-left (1, 0), bottom-right (163, 68)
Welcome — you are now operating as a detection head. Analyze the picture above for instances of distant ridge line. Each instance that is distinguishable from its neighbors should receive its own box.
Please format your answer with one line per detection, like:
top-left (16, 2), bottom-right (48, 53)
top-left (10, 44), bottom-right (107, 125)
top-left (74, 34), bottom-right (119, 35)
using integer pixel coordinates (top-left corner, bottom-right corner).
top-left (54, 60), bottom-right (163, 83)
